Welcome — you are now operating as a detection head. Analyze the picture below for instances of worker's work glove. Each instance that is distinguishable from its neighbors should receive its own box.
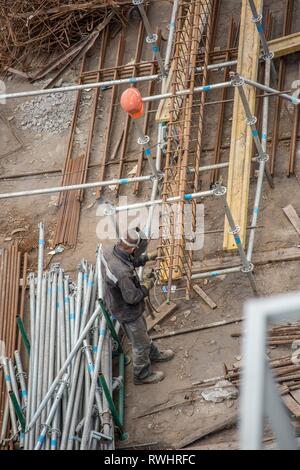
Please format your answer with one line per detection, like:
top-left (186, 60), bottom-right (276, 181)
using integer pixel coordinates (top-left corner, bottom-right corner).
top-left (142, 277), bottom-right (155, 292)
top-left (146, 249), bottom-right (158, 261)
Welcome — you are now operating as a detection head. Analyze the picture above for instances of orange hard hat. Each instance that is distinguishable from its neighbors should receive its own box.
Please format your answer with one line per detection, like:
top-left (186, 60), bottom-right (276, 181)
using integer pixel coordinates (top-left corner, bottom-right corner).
top-left (120, 87), bottom-right (144, 119)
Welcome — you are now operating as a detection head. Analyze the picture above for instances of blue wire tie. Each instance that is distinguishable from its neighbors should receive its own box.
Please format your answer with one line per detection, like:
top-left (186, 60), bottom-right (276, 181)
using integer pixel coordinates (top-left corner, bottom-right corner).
top-left (211, 272), bottom-right (220, 277)
top-left (119, 178), bottom-right (129, 185)
top-left (235, 236), bottom-right (241, 246)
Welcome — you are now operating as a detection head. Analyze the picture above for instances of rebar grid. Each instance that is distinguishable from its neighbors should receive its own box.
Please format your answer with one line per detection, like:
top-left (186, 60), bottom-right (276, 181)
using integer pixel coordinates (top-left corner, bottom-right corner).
top-left (158, 0), bottom-right (215, 301)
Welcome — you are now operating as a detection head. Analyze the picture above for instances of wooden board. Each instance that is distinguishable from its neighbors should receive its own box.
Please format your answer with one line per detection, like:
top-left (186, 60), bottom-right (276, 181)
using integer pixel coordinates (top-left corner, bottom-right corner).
top-left (223, 0), bottom-right (262, 250)
top-left (269, 31), bottom-right (300, 58)
top-left (176, 412), bottom-right (238, 449)
top-left (282, 393), bottom-right (300, 418)
top-left (290, 389), bottom-right (300, 407)
top-left (146, 301), bottom-right (177, 332)
top-left (283, 204), bottom-right (300, 236)
top-left (192, 246), bottom-right (300, 274)
top-left (193, 284), bottom-right (217, 309)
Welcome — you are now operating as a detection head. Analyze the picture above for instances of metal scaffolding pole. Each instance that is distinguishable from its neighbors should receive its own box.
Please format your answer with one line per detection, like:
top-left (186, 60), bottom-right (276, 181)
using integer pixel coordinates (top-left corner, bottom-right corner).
top-left (132, 120), bottom-right (159, 178)
top-left (231, 71), bottom-right (273, 188)
top-left (0, 78), bottom-right (232, 103)
top-left (28, 223), bottom-right (44, 449)
top-left (163, 0), bottom-right (179, 93)
top-left (247, 0), bottom-right (277, 78)
top-left (80, 324), bottom-right (106, 450)
top-left (213, 184), bottom-right (258, 295)
top-left (26, 305), bottom-right (101, 432)
top-left (247, 58), bottom-right (271, 261)
top-left (132, 0), bottom-right (166, 76)
top-left (244, 77), bottom-right (300, 105)
top-left (191, 265), bottom-right (243, 280)
top-left (0, 59), bottom-right (237, 102)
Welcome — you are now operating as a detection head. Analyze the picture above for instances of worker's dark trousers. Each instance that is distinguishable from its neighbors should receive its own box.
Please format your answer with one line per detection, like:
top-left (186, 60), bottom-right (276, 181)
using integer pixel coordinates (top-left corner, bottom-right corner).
top-left (122, 314), bottom-right (161, 380)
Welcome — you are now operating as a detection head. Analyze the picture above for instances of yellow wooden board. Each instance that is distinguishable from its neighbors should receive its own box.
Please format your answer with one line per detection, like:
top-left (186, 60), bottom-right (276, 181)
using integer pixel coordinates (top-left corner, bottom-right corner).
top-left (223, 0), bottom-right (262, 251)
top-left (268, 31), bottom-right (300, 58)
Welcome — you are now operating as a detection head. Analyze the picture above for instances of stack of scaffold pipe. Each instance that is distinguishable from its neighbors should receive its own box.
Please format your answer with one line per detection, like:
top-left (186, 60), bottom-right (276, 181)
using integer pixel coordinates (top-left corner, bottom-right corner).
top-left (0, 223), bottom-right (128, 450)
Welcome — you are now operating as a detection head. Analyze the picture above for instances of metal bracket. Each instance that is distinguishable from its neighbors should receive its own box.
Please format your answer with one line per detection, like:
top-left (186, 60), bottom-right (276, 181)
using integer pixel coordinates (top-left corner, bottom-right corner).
top-left (137, 135), bottom-right (150, 146)
top-left (229, 224), bottom-right (240, 236)
top-left (157, 70), bottom-right (168, 80)
top-left (16, 371), bottom-right (28, 380)
top-left (256, 153), bottom-right (269, 163)
top-left (146, 33), bottom-right (158, 44)
top-left (90, 430), bottom-right (113, 442)
top-left (230, 72), bottom-right (245, 88)
top-left (150, 170), bottom-right (164, 183)
top-left (251, 13), bottom-right (263, 23)
top-left (246, 116), bottom-right (257, 126)
top-left (48, 426), bottom-right (61, 438)
top-left (241, 262), bottom-right (254, 274)
top-left (40, 423), bottom-right (51, 433)
top-left (262, 51), bottom-right (274, 61)
top-left (212, 184), bottom-right (227, 197)
top-left (103, 202), bottom-right (117, 217)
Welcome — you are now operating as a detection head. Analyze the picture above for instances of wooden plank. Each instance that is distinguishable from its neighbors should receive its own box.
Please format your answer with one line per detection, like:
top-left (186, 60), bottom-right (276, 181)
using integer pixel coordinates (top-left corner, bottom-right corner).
top-left (146, 301), bottom-right (177, 332)
top-left (223, 0), bottom-right (262, 250)
top-left (192, 246), bottom-right (300, 274)
top-left (290, 389), bottom-right (300, 406)
top-left (192, 284), bottom-right (217, 309)
top-left (176, 412), bottom-right (238, 449)
top-left (269, 31), bottom-right (300, 58)
top-left (283, 205), bottom-right (300, 236)
top-left (282, 394), bottom-right (300, 418)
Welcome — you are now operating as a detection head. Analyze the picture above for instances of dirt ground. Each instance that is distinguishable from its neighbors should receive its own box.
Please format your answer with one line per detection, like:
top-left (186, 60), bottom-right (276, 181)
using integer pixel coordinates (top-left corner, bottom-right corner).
top-left (1, 0), bottom-right (300, 450)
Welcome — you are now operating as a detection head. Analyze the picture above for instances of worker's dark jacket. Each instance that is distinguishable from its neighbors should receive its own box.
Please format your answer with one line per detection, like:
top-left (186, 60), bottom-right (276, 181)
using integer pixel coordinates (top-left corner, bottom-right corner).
top-left (101, 245), bottom-right (148, 323)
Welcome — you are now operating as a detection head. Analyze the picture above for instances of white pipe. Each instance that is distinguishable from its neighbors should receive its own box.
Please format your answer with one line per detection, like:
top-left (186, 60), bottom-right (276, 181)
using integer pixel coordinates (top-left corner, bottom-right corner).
top-left (0, 60), bottom-right (237, 102)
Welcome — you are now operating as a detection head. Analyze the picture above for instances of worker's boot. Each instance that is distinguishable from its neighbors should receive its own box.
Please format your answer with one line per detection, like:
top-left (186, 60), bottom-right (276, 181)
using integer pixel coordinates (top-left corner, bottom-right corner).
top-left (134, 370), bottom-right (165, 385)
top-left (152, 349), bottom-right (175, 363)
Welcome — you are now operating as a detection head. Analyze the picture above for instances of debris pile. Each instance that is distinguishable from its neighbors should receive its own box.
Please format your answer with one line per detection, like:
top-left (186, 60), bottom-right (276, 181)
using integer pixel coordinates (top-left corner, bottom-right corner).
top-left (16, 92), bottom-right (76, 135)
top-left (0, 1), bottom-right (131, 72)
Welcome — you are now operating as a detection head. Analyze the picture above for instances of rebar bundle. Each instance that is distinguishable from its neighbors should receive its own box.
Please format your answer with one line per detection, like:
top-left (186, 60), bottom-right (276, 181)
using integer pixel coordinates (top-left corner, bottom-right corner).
top-left (0, 242), bottom-right (28, 448)
top-left (0, 1), bottom-right (131, 72)
top-left (0, 224), bottom-right (126, 450)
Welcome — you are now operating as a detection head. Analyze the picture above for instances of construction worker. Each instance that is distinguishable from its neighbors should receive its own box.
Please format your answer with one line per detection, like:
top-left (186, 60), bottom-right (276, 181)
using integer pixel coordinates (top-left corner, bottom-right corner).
top-left (101, 228), bottom-right (175, 385)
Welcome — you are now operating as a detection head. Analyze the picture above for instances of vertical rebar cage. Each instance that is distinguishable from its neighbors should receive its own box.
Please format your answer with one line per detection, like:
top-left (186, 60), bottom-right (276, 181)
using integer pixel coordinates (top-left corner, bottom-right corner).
top-left (158, 0), bottom-right (215, 301)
